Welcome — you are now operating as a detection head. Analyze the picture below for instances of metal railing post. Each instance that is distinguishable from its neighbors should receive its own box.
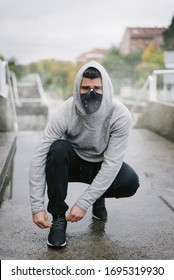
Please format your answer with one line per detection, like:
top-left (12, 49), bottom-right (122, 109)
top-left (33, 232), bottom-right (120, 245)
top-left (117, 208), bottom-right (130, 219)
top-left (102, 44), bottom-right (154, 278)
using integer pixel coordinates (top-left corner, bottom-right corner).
top-left (6, 66), bottom-right (19, 132)
top-left (149, 74), bottom-right (157, 101)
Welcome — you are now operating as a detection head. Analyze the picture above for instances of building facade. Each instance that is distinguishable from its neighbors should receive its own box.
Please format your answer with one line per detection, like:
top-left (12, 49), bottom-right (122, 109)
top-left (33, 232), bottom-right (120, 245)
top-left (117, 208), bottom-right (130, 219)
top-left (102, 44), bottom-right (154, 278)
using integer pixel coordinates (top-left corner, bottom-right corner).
top-left (77, 48), bottom-right (108, 64)
top-left (120, 27), bottom-right (166, 55)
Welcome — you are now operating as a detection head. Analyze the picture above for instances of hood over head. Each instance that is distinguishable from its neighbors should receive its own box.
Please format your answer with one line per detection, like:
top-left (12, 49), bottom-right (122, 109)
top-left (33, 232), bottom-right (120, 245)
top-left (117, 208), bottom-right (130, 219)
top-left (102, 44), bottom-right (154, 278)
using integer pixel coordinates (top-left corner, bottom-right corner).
top-left (73, 61), bottom-right (114, 120)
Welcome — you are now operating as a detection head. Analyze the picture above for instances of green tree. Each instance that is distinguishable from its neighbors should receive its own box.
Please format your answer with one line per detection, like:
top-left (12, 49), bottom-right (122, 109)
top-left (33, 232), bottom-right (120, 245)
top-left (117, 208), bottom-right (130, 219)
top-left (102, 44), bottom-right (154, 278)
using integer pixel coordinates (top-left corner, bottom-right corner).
top-left (136, 43), bottom-right (164, 86)
top-left (21, 59), bottom-right (83, 99)
top-left (8, 57), bottom-right (23, 78)
top-left (0, 54), bottom-right (5, 61)
top-left (102, 47), bottom-right (142, 92)
top-left (0, 55), bottom-right (23, 78)
top-left (124, 50), bottom-right (143, 85)
top-left (102, 48), bottom-right (128, 94)
top-left (163, 16), bottom-right (174, 50)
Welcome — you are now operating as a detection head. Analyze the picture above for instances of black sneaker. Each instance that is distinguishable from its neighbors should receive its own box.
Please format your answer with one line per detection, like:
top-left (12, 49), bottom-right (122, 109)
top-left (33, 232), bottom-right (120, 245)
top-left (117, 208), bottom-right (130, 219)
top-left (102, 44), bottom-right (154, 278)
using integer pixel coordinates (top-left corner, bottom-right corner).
top-left (47, 216), bottom-right (67, 247)
top-left (92, 197), bottom-right (107, 220)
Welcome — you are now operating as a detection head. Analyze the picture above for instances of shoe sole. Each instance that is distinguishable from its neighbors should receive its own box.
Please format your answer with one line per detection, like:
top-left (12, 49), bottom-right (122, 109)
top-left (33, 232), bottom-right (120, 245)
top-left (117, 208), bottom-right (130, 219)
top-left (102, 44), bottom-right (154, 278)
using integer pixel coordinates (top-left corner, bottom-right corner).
top-left (92, 214), bottom-right (107, 220)
top-left (47, 240), bottom-right (66, 247)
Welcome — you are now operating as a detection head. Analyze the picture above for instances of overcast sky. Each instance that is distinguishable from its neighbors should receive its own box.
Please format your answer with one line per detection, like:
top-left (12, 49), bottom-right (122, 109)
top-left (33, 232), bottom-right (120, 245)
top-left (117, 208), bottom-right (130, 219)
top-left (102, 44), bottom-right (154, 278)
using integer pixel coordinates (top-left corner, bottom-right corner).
top-left (0, 0), bottom-right (173, 64)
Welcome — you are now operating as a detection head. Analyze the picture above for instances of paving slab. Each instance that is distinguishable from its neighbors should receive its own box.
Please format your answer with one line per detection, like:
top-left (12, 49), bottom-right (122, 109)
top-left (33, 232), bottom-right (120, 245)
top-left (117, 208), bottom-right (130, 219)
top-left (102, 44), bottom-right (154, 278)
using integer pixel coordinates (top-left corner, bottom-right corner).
top-left (0, 129), bottom-right (173, 260)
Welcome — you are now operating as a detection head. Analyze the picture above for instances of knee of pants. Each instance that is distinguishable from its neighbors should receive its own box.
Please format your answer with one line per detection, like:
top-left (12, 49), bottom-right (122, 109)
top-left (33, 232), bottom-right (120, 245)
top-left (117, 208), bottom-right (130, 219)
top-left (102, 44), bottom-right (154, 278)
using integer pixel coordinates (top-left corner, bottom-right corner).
top-left (104, 169), bottom-right (140, 199)
top-left (49, 139), bottom-right (73, 165)
top-left (122, 172), bottom-right (140, 196)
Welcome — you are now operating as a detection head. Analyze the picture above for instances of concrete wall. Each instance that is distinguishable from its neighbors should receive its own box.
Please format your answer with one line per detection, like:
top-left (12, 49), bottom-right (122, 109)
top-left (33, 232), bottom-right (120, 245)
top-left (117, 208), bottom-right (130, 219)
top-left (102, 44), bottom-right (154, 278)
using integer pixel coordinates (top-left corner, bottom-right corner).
top-left (136, 101), bottom-right (174, 142)
top-left (0, 97), bottom-right (14, 132)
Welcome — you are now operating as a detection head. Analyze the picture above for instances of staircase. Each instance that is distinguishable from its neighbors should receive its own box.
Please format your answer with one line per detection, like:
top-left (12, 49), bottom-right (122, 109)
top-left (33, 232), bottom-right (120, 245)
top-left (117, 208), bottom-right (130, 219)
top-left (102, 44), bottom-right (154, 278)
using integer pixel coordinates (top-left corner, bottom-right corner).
top-left (15, 73), bottom-right (48, 130)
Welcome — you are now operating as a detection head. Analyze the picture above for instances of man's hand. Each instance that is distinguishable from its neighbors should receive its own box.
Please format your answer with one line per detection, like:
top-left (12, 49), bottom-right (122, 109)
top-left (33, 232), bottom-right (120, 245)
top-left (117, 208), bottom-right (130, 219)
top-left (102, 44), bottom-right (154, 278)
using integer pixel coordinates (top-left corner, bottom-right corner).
top-left (66, 204), bottom-right (86, 222)
top-left (33, 211), bottom-right (52, 229)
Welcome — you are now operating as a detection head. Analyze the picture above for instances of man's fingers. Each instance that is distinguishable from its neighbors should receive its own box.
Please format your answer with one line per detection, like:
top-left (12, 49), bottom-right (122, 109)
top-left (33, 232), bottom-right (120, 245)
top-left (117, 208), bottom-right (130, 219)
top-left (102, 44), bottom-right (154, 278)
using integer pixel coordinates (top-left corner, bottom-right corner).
top-left (36, 220), bottom-right (52, 228)
top-left (66, 213), bottom-right (74, 222)
top-left (66, 215), bottom-right (70, 221)
top-left (66, 204), bottom-right (86, 222)
top-left (66, 212), bottom-right (83, 222)
top-left (44, 216), bottom-right (53, 227)
top-left (36, 222), bottom-right (45, 229)
top-left (33, 211), bottom-right (52, 229)
top-left (43, 220), bottom-right (52, 228)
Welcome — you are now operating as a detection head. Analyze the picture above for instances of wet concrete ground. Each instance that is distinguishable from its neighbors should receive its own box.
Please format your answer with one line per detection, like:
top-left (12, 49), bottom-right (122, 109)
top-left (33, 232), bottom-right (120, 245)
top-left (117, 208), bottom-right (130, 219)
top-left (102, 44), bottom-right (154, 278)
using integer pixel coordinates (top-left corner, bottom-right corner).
top-left (0, 128), bottom-right (174, 260)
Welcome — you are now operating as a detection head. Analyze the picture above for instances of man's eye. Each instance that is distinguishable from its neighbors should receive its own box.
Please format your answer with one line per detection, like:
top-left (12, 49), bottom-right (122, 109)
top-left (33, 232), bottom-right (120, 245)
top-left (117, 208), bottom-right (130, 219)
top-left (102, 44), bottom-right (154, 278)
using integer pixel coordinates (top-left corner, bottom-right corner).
top-left (95, 87), bottom-right (102, 90)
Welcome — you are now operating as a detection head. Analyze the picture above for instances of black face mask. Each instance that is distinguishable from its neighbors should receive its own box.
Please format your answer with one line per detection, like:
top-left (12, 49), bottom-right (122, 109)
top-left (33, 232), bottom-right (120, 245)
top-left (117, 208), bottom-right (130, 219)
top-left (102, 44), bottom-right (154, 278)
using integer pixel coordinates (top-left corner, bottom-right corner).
top-left (80, 89), bottom-right (102, 114)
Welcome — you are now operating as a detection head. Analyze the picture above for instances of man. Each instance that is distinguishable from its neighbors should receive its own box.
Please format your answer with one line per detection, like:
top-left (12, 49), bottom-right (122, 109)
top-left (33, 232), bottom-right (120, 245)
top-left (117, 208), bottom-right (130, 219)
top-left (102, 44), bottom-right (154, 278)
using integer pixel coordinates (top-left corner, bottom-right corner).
top-left (29, 61), bottom-right (139, 247)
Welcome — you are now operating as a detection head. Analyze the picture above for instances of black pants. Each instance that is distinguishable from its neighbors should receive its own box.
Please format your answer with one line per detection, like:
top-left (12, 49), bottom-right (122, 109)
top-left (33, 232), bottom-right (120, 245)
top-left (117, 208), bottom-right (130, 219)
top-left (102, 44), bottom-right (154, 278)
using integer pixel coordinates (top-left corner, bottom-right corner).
top-left (45, 140), bottom-right (140, 215)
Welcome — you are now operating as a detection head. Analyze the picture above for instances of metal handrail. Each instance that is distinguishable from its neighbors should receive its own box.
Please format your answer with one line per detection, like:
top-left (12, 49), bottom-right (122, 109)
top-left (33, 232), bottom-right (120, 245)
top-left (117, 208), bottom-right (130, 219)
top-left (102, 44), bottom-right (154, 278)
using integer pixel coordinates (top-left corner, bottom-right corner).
top-left (151, 69), bottom-right (174, 102)
top-left (130, 69), bottom-right (174, 115)
top-left (34, 73), bottom-right (46, 101)
top-left (0, 61), bottom-right (8, 98)
top-left (0, 60), bottom-right (19, 131)
top-left (10, 71), bottom-right (21, 106)
top-left (7, 68), bottom-right (19, 132)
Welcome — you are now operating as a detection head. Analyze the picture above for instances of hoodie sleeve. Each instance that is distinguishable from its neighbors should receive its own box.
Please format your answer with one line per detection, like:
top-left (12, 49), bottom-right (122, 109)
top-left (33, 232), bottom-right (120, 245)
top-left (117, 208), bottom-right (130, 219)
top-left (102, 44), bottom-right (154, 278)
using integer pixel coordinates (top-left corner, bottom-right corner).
top-left (76, 106), bottom-right (132, 212)
top-left (29, 101), bottom-right (68, 215)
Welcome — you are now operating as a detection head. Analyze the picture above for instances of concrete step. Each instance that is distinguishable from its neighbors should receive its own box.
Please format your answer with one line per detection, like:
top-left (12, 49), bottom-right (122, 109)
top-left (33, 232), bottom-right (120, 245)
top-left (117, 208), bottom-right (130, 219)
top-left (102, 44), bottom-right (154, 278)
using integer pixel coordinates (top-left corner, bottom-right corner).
top-left (17, 84), bottom-right (40, 99)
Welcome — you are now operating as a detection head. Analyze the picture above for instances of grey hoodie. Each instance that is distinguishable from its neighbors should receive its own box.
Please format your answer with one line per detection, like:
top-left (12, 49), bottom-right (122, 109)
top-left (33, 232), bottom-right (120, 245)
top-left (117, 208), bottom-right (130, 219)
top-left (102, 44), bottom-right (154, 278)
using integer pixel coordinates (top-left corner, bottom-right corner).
top-left (29, 61), bottom-right (132, 214)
